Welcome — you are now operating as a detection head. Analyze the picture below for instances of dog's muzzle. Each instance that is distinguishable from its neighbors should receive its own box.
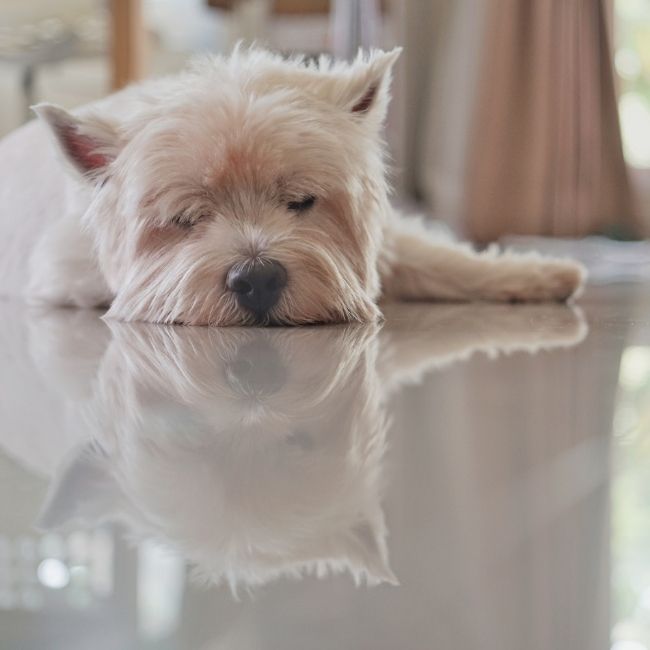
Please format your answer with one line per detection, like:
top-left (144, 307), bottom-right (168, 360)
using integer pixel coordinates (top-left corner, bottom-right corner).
top-left (226, 259), bottom-right (287, 319)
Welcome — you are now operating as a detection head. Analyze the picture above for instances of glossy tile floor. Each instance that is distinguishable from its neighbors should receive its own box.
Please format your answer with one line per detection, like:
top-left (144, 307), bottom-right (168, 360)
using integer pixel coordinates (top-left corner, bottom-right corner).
top-left (0, 286), bottom-right (649, 650)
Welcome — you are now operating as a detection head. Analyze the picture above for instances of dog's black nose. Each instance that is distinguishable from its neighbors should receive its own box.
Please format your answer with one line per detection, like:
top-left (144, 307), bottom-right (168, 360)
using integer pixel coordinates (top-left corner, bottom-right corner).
top-left (225, 339), bottom-right (288, 396)
top-left (226, 259), bottom-right (287, 317)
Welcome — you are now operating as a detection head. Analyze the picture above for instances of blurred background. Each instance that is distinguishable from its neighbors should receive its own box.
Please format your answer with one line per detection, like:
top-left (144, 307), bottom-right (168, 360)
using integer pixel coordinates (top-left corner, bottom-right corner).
top-left (0, 0), bottom-right (649, 254)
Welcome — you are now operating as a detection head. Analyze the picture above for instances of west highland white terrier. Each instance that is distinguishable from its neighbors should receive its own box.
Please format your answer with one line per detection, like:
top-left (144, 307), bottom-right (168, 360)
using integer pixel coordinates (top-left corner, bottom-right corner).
top-left (0, 47), bottom-right (585, 325)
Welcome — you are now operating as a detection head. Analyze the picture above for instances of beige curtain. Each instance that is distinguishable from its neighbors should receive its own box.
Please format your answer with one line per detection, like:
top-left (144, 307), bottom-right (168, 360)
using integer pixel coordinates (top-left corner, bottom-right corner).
top-left (464, 0), bottom-right (635, 242)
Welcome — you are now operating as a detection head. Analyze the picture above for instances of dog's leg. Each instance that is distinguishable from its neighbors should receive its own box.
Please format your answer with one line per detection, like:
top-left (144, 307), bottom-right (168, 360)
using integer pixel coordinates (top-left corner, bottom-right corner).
top-left (378, 303), bottom-right (587, 394)
top-left (27, 215), bottom-right (112, 309)
top-left (380, 221), bottom-right (586, 303)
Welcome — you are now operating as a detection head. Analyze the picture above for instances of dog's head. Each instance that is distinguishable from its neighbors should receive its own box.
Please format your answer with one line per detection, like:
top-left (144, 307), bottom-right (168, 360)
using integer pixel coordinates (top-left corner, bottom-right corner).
top-left (34, 47), bottom-right (401, 325)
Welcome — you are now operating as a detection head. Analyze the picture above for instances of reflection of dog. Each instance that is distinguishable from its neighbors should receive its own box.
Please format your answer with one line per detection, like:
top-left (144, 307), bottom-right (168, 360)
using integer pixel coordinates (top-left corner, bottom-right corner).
top-left (39, 323), bottom-right (396, 590)
top-left (30, 304), bottom-right (586, 591)
top-left (0, 47), bottom-right (584, 326)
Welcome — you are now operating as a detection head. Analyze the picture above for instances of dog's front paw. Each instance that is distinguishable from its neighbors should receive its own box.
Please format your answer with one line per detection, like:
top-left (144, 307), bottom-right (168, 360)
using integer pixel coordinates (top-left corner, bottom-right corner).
top-left (28, 251), bottom-right (113, 309)
top-left (491, 258), bottom-right (587, 304)
top-left (27, 278), bottom-right (112, 310)
top-left (27, 217), bottom-right (113, 310)
top-left (479, 254), bottom-right (587, 302)
top-left (549, 261), bottom-right (586, 301)
top-left (525, 260), bottom-right (586, 303)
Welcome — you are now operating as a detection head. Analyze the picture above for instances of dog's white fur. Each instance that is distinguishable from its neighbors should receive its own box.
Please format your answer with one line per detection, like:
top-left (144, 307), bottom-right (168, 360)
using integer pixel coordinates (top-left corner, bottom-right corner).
top-left (0, 46), bottom-right (585, 325)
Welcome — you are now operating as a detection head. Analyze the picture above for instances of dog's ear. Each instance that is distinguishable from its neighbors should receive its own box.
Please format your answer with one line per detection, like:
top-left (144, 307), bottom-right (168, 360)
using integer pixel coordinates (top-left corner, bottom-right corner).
top-left (345, 519), bottom-right (398, 586)
top-left (328, 48), bottom-right (402, 121)
top-left (32, 103), bottom-right (121, 183)
top-left (36, 443), bottom-right (121, 530)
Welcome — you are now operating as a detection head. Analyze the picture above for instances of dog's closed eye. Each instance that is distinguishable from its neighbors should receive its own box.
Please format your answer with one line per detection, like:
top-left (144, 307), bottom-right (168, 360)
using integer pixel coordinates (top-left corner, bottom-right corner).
top-left (287, 195), bottom-right (316, 213)
top-left (170, 212), bottom-right (206, 230)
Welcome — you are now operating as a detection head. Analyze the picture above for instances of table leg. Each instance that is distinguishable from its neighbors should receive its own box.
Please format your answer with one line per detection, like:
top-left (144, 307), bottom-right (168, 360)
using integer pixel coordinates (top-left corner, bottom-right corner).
top-left (109, 0), bottom-right (145, 90)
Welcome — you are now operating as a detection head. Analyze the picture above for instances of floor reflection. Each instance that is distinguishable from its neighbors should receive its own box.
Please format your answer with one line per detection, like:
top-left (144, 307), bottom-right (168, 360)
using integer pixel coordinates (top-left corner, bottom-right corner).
top-left (28, 305), bottom-right (585, 591)
top-left (0, 299), bottom-right (621, 650)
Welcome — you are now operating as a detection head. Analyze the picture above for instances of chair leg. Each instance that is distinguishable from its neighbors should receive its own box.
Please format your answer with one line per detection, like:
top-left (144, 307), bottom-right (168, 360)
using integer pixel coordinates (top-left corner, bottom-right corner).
top-left (22, 65), bottom-right (35, 122)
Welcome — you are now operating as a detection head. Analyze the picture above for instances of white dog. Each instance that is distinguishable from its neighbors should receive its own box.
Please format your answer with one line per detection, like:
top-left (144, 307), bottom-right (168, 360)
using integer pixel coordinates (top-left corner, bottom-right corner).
top-left (0, 47), bottom-right (585, 325)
